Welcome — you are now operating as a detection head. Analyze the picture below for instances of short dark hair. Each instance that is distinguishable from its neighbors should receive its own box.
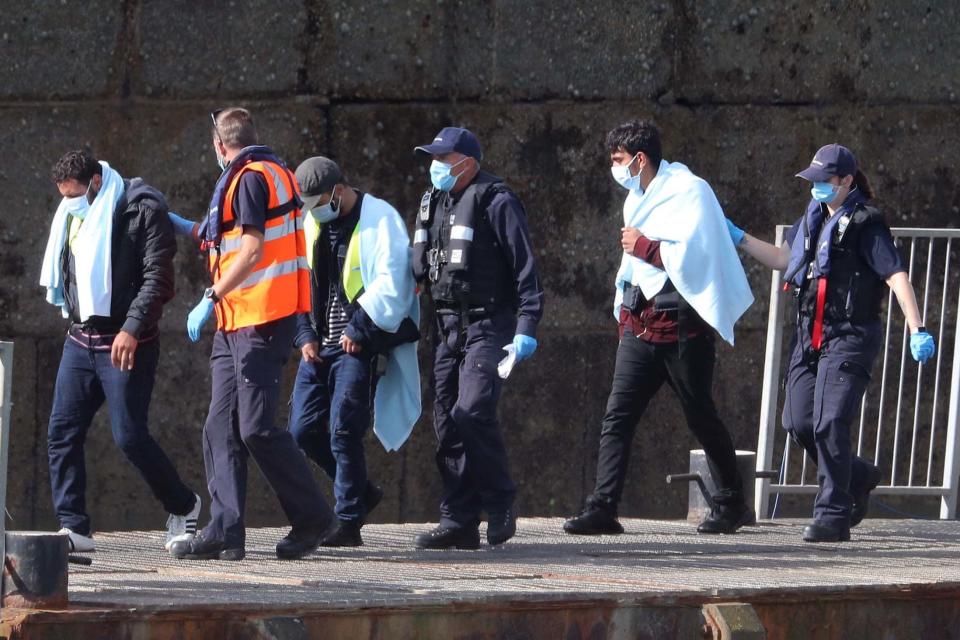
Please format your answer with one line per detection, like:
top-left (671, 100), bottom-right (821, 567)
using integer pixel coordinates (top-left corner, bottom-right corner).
top-left (213, 107), bottom-right (258, 149)
top-left (52, 149), bottom-right (101, 184)
top-left (605, 120), bottom-right (662, 166)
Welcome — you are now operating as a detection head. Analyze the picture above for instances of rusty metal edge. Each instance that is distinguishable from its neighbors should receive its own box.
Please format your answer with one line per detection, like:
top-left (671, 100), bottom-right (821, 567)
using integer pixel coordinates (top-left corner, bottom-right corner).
top-left (3, 579), bottom-right (960, 625)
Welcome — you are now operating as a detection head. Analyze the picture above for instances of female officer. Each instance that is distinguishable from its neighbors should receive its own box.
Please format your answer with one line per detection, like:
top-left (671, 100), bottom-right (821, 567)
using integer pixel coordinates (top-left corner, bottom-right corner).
top-left (727, 143), bottom-right (935, 542)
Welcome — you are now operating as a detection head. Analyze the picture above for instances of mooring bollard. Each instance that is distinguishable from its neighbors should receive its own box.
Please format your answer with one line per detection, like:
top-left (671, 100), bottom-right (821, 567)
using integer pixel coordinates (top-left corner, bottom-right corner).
top-left (667, 450), bottom-right (778, 524)
top-left (2, 531), bottom-right (69, 608)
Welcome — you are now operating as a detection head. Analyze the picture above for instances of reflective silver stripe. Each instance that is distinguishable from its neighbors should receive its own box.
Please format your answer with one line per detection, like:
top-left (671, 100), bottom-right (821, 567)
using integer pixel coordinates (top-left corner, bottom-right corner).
top-left (260, 163), bottom-right (291, 205)
top-left (219, 214), bottom-right (297, 254)
top-left (414, 229), bottom-right (428, 244)
top-left (237, 256), bottom-right (308, 290)
top-left (450, 225), bottom-right (474, 242)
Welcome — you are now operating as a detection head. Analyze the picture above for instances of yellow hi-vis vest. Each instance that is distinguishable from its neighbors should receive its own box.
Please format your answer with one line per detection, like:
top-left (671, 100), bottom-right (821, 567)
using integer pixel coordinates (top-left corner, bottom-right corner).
top-left (303, 213), bottom-right (364, 304)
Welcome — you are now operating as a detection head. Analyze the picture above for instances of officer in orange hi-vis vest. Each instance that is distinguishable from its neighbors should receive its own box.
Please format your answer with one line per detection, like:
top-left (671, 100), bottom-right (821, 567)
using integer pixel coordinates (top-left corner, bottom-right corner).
top-left (166, 107), bottom-right (333, 562)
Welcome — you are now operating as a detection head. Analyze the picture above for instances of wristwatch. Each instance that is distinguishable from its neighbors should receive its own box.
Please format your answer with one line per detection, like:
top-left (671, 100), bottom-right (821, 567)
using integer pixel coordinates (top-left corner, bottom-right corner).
top-left (916, 326), bottom-right (926, 333)
top-left (204, 287), bottom-right (220, 303)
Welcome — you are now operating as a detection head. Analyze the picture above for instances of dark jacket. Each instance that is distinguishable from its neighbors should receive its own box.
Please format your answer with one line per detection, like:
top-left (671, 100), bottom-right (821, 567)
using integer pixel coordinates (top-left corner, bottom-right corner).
top-left (61, 178), bottom-right (177, 338)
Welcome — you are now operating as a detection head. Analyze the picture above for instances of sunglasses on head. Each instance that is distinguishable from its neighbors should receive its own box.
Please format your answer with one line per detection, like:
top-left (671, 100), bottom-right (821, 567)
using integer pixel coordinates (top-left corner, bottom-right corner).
top-left (211, 109), bottom-right (223, 141)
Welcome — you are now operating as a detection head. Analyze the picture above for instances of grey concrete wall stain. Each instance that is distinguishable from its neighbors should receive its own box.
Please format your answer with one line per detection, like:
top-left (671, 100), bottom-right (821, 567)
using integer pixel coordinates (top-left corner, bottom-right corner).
top-left (0, 2), bottom-right (957, 532)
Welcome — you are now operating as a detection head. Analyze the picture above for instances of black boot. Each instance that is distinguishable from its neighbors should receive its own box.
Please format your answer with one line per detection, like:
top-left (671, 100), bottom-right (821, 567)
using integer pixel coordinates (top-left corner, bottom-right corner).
top-left (850, 462), bottom-right (882, 527)
top-left (697, 502), bottom-right (754, 534)
top-left (802, 520), bottom-right (851, 543)
top-left (276, 527), bottom-right (326, 559)
top-left (563, 502), bottom-right (624, 535)
top-left (486, 508), bottom-right (516, 546)
top-left (320, 520), bottom-right (363, 547)
top-left (413, 525), bottom-right (480, 550)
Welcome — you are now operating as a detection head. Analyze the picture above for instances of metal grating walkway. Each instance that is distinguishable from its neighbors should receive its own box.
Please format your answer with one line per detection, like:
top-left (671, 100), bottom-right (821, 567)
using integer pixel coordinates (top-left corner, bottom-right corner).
top-left (66, 518), bottom-right (960, 609)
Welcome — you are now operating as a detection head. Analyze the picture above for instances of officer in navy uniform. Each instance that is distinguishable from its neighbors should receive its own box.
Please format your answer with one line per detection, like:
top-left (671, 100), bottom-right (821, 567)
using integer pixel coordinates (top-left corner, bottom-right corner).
top-left (412, 127), bottom-right (544, 549)
top-left (728, 144), bottom-right (935, 542)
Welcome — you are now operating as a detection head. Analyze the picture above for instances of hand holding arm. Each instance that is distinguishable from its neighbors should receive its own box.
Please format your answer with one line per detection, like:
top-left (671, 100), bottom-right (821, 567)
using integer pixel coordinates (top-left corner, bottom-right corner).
top-left (168, 211), bottom-right (199, 240)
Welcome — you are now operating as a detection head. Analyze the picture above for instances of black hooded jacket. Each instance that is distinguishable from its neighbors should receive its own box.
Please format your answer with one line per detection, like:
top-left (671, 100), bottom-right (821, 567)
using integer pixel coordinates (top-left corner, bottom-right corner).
top-left (60, 178), bottom-right (176, 338)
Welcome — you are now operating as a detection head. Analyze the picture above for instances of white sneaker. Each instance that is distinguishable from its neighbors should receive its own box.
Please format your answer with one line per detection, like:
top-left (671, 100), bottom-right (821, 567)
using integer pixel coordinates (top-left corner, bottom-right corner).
top-left (59, 527), bottom-right (96, 553)
top-left (165, 493), bottom-right (202, 551)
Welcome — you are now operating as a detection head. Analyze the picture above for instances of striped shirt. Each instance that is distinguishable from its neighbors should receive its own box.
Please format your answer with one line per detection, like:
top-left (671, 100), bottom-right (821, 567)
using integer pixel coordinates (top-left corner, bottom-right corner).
top-left (322, 230), bottom-right (350, 347)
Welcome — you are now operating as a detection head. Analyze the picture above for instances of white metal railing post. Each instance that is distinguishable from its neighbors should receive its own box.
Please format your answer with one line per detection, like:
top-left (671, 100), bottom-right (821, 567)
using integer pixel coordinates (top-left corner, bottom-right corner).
top-left (0, 341), bottom-right (14, 606)
top-left (939, 284), bottom-right (960, 518)
top-left (755, 226), bottom-right (787, 519)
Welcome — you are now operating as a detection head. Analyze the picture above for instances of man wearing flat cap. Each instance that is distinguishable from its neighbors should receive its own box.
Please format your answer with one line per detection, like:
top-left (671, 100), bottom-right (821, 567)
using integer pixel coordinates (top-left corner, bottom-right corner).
top-left (412, 127), bottom-right (544, 549)
top-left (289, 156), bottom-right (421, 546)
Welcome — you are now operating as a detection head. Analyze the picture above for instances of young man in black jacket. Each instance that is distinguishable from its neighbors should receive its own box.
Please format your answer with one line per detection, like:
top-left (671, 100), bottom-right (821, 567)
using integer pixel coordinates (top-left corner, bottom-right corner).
top-left (42, 150), bottom-right (200, 553)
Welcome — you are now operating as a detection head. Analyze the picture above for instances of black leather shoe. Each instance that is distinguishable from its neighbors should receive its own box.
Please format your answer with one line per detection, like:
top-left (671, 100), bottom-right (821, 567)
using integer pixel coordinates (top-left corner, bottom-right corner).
top-left (276, 528), bottom-right (325, 560)
top-left (413, 525), bottom-right (481, 550)
top-left (363, 483), bottom-right (384, 518)
top-left (487, 509), bottom-right (516, 545)
top-left (320, 521), bottom-right (363, 547)
top-left (697, 503), bottom-right (754, 534)
top-left (169, 532), bottom-right (245, 561)
top-left (851, 463), bottom-right (882, 527)
top-left (802, 520), bottom-right (851, 542)
top-left (563, 505), bottom-right (624, 535)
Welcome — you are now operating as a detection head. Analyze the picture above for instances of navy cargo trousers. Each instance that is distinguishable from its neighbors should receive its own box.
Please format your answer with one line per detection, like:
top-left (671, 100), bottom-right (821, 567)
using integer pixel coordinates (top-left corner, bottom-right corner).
top-left (432, 308), bottom-right (517, 529)
top-left (201, 315), bottom-right (332, 548)
top-left (782, 318), bottom-right (883, 527)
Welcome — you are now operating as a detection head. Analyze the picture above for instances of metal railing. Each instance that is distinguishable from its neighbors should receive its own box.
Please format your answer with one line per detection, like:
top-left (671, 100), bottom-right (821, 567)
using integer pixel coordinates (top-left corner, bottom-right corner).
top-left (0, 341), bottom-right (14, 605)
top-left (755, 228), bottom-right (960, 519)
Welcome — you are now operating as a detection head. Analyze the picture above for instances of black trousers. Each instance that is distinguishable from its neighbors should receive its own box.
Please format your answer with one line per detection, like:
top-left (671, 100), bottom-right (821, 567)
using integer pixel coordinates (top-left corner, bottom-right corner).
top-left (431, 308), bottom-right (517, 529)
top-left (590, 331), bottom-right (744, 511)
top-left (202, 316), bottom-right (333, 548)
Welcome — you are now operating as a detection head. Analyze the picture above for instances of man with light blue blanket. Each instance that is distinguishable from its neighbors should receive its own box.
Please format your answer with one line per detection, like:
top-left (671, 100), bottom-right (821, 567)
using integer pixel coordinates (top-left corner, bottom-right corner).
top-left (564, 121), bottom-right (755, 537)
top-left (287, 156), bottom-right (421, 547)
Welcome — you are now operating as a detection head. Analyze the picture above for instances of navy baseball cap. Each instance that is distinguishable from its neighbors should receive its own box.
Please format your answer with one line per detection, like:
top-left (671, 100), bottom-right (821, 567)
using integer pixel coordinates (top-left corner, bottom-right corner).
top-left (796, 143), bottom-right (858, 182)
top-left (414, 127), bottom-right (483, 160)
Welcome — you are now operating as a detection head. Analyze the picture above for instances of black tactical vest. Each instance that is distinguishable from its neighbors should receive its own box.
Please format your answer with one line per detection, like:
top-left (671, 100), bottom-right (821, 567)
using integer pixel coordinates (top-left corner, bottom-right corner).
top-left (798, 204), bottom-right (888, 325)
top-left (412, 170), bottom-right (513, 307)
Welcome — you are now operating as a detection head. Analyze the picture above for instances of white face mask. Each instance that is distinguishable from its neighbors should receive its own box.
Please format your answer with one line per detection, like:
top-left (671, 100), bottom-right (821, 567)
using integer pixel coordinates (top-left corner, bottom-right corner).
top-left (63, 193), bottom-right (89, 220)
top-left (309, 188), bottom-right (341, 223)
top-left (610, 153), bottom-right (643, 193)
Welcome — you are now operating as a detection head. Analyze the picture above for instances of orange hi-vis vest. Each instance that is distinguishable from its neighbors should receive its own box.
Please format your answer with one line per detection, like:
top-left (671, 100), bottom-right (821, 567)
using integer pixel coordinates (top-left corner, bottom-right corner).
top-left (209, 160), bottom-right (311, 332)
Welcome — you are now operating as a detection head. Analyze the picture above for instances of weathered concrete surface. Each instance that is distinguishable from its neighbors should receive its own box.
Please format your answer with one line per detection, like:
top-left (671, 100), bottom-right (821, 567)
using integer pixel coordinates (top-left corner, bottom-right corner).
top-left (0, 2), bottom-right (957, 533)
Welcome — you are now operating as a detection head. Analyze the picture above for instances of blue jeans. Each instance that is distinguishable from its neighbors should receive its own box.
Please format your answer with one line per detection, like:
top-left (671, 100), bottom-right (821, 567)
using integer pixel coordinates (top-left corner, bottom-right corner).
top-left (288, 345), bottom-right (374, 523)
top-left (47, 335), bottom-right (195, 536)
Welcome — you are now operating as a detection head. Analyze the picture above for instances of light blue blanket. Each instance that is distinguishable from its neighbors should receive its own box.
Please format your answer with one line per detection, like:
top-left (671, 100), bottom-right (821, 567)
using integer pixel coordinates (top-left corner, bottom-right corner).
top-left (614, 160), bottom-right (753, 345)
top-left (352, 195), bottom-right (422, 451)
top-left (39, 161), bottom-right (124, 320)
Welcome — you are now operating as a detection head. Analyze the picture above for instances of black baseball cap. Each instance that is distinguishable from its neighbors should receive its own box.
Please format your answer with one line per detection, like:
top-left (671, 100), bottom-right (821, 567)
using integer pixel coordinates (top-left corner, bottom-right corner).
top-left (295, 156), bottom-right (343, 211)
top-left (796, 143), bottom-right (858, 182)
top-left (414, 127), bottom-right (483, 161)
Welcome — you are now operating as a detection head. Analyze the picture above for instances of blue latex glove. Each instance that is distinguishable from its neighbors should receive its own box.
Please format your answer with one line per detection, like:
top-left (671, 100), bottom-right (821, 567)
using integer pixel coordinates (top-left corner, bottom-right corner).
top-left (168, 211), bottom-right (198, 238)
top-left (910, 331), bottom-right (936, 364)
top-left (187, 297), bottom-right (214, 342)
top-left (513, 334), bottom-right (538, 362)
top-left (725, 218), bottom-right (745, 246)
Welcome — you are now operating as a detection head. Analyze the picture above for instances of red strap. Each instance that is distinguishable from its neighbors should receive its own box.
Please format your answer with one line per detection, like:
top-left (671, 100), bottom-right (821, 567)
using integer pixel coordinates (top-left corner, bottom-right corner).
top-left (811, 277), bottom-right (828, 351)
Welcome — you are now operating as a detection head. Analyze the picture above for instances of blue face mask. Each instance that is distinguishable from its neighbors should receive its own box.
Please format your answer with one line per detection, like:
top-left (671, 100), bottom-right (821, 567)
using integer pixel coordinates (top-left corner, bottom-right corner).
top-left (309, 189), bottom-right (341, 224)
top-left (610, 153), bottom-right (643, 193)
top-left (811, 181), bottom-right (837, 203)
top-left (430, 157), bottom-right (468, 192)
top-left (64, 193), bottom-right (89, 220)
